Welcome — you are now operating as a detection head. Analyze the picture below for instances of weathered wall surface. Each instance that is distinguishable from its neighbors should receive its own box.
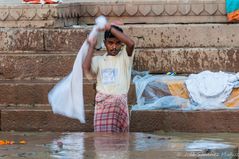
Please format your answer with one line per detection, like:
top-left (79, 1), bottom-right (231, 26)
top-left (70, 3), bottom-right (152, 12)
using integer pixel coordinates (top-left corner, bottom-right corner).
top-left (1, 24), bottom-right (239, 80)
top-left (0, 0), bottom-right (227, 28)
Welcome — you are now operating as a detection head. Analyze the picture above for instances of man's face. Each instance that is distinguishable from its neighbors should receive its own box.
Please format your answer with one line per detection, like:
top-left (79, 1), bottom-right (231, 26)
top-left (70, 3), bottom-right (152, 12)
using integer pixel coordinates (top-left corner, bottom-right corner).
top-left (104, 38), bottom-right (123, 56)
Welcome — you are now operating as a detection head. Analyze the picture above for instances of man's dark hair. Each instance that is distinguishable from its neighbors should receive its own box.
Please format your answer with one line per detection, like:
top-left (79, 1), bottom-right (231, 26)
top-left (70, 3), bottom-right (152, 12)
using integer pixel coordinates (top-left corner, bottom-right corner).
top-left (104, 25), bottom-right (123, 40)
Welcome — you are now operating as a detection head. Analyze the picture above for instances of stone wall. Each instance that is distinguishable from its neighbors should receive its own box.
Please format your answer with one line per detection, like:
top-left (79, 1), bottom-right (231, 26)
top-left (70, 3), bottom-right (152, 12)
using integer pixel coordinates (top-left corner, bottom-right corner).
top-left (79, 0), bottom-right (227, 24)
top-left (0, 0), bottom-right (228, 28)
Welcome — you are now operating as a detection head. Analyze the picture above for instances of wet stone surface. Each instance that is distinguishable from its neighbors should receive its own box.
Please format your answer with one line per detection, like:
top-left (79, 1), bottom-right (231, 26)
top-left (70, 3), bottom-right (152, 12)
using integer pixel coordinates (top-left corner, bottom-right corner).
top-left (0, 132), bottom-right (238, 159)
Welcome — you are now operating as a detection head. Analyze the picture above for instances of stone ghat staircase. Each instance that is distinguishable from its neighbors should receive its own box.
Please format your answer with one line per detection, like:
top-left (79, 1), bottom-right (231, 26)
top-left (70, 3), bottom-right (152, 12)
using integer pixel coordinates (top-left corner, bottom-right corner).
top-left (1, 0), bottom-right (239, 132)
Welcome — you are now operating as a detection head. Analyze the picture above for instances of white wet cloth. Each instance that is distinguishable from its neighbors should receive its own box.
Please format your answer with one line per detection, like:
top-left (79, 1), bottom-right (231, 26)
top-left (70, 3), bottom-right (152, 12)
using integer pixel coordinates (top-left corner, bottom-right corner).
top-left (185, 71), bottom-right (239, 109)
top-left (186, 140), bottom-right (232, 150)
top-left (48, 16), bottom-right (107, 123)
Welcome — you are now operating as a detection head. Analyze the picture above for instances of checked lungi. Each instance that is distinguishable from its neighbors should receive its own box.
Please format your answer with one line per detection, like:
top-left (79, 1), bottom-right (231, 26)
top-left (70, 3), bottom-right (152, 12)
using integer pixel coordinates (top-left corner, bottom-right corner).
top-left (94, 92), bottom-right (129, 132)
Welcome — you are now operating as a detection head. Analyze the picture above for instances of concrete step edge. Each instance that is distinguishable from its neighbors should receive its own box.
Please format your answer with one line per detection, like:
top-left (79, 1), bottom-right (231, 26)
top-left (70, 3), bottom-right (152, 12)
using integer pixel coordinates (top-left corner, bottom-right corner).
top-left (2, 109), bottom-right (239, 132)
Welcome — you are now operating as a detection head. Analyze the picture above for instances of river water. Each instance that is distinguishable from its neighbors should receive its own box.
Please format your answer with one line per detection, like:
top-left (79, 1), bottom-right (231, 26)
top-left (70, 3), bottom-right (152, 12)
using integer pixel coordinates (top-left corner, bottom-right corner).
top-left (0, 131), bottom-right (238, 159)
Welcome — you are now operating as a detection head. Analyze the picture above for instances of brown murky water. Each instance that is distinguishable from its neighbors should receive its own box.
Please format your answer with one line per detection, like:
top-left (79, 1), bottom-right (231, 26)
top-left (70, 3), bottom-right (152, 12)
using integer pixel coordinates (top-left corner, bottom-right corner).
top-left (0, 132), bottom-right (238, 159)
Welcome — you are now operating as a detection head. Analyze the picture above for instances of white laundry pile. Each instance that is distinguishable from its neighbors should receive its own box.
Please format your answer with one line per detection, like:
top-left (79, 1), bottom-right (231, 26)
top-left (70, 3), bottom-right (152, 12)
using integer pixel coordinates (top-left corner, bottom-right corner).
top-left (185, 71), bottom-right (239, 109)
top-left (48, 16), bottom-right (107, 123)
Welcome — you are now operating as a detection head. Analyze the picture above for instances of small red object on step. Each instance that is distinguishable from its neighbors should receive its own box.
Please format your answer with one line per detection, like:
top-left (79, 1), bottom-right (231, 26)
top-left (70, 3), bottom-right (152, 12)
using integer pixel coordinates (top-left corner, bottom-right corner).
top-left (23, 0), bottom-right (62, 4)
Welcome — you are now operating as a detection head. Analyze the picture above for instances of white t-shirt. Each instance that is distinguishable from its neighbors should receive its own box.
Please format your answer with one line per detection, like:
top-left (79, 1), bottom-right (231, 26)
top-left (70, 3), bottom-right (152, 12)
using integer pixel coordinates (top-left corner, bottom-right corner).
top-left (91, 47), bottom-right (134, 95)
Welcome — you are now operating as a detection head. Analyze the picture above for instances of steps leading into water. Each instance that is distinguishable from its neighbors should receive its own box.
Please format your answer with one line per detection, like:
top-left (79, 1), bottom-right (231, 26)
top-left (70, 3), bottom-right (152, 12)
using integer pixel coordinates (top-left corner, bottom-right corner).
top-left (0, 79), bottom-right (136, 107)
top-left (2, 109), bottom-right (239, 132)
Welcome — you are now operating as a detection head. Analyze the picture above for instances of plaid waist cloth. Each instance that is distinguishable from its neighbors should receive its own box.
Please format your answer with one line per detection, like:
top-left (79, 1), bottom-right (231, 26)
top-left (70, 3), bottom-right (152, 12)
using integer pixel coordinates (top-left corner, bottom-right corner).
top-left (94, 92), bottom-right (129, 132)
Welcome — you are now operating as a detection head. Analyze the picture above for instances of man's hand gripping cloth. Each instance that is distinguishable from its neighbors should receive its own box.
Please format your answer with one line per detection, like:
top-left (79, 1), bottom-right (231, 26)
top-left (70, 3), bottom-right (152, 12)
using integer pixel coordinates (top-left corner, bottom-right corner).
top-left (48, 16), bottom-right (107, 123)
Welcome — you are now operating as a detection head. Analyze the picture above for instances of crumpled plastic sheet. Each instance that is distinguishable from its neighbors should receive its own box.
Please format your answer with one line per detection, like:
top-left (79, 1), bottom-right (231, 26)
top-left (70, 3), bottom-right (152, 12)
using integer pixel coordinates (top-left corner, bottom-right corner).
top-left (131, 73), bottom-right (239, 111)
top-left (132, 74), bottom-right (190, 111)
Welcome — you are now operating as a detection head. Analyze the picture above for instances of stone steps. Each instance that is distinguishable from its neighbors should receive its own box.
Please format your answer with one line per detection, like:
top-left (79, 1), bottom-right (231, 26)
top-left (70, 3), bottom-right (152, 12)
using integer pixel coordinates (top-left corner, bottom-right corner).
top-left (1, 24), bottom-right (239, 79)
top-left (1, 47), bottom-right (239, 80)
top-left (134, 47), bottom-right (239, 73)
top-left (0, 28), bottom-right (88, 51)
top-left (0, 79), bottom-right (136, 107)
top-left (1, 109), bottom-right (239, 132)
top-left (0, 109), bottom-right (94, 132)
top-left (0, 79), bottom-right (95, 106)
top-left (1, 24), bottom-right (239, 51)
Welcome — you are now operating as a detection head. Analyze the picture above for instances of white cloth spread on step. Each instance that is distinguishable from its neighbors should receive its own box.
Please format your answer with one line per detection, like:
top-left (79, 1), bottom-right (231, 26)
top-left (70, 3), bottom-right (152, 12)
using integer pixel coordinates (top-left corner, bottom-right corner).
top-left (48, 16), bottom-right (107, 123)
top-left (185, 71), bottom-right (239, 109)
